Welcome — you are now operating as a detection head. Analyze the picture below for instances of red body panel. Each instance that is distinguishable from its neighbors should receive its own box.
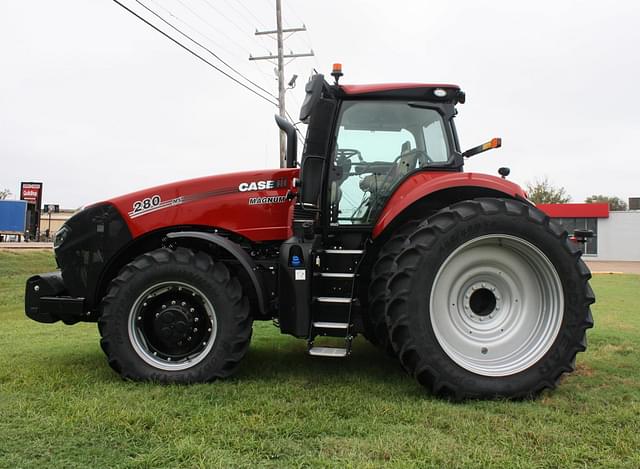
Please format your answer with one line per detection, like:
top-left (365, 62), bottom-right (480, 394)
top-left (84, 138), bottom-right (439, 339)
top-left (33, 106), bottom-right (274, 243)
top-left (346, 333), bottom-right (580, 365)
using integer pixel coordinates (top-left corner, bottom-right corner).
top-left (538, 203), bottom-right (609, 218)
top-left (372, 172), bottom-right (528, 238)
top-left (340, 83), bottom-right (460, 95)
top-left (106, 169), bottom-right (299, 242)
top-left (103, 167), bottom-right (527, 244)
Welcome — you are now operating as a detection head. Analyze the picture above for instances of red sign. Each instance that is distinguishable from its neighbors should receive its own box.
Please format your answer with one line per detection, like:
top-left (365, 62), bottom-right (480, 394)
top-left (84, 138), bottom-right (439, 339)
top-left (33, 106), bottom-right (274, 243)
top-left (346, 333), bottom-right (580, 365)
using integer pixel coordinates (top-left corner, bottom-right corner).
top-left (538, 203), bottom-right (610, 219)
top-left (20, 182), bottom-right (43, 208)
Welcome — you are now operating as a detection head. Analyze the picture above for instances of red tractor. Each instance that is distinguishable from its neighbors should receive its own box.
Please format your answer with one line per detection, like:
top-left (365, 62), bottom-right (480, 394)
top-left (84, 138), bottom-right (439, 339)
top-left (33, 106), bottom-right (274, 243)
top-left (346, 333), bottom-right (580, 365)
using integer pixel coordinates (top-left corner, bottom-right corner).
top-left (25, 68), bottom-right (594, 399)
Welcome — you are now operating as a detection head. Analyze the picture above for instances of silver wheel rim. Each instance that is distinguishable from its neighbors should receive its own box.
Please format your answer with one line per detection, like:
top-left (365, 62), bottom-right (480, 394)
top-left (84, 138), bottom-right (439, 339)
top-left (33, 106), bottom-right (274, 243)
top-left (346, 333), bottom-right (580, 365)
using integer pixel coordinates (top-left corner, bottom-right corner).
top-left (128, 281), bottom-right (217, 371)
top-left (429, 234), bottom-right (564, 377)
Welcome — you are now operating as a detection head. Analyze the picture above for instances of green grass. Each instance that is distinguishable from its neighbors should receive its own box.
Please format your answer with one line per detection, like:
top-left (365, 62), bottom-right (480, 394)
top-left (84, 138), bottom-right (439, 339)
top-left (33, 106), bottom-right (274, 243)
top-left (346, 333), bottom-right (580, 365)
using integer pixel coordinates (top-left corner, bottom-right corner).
top-left (1, 251), bottom-right (639, 468)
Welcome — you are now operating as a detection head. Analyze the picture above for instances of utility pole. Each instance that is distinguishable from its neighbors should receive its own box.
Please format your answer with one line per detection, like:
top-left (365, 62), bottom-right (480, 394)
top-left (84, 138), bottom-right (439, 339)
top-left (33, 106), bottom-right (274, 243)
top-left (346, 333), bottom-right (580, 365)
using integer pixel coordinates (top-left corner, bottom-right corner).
top-left (249, 0), bottom-right (313, 168)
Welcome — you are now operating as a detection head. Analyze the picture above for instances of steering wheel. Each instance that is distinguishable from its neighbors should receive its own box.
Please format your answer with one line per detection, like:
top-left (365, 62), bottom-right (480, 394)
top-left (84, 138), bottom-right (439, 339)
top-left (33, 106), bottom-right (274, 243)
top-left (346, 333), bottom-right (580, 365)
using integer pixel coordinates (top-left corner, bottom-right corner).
top-left (336, 148), bottom-right (363, 163)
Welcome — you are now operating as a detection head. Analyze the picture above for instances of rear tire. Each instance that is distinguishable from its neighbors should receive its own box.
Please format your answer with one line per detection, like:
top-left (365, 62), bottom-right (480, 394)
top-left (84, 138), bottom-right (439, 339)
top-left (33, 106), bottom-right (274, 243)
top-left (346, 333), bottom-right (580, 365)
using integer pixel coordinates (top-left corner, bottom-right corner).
top-left (386, 198), bottom-right (594, 399)
top-left (365, 219), bottom-right (420, 355)
top-left (98, 247), bottom-right (252, 383)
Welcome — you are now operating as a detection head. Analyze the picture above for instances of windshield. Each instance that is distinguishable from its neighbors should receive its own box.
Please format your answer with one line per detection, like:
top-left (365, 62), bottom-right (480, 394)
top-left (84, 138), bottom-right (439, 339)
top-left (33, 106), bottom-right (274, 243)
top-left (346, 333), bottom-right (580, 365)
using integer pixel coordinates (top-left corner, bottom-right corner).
top-left (330, 100), bottom-right (451, 225)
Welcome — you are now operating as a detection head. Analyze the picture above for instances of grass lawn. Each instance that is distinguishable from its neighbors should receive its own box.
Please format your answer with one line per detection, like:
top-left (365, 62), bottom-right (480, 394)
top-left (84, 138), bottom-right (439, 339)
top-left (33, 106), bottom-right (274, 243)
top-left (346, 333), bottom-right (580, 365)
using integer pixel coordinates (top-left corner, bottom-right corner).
top-left (1, 250), bottom-right (639, 468)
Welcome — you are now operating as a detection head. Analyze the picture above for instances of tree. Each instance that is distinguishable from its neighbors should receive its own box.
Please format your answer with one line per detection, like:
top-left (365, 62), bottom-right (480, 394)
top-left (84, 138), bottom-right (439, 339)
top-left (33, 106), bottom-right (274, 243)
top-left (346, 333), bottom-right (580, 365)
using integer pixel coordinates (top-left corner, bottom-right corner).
top-left (0, 188), bottom-right (11, 200)
top-left (525, 177), bottom-right (571, 204)
top-left (585, 195), bottom-right (627, 211)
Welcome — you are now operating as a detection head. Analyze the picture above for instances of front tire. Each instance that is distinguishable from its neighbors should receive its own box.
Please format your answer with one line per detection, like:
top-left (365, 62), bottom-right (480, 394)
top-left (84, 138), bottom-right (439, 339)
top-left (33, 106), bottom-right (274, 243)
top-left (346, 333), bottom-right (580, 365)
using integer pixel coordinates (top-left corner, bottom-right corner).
top-left (98, 247), bottom-right (252, 383)
top-left (386, 198), bottom-right (594, 399)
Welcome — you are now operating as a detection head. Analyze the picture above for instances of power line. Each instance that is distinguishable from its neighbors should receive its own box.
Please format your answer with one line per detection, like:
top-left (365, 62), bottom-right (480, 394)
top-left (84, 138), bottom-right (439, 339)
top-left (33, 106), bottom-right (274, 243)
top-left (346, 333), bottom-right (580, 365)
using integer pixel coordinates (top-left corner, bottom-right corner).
top-left (172, 0), bottom-right (253, 56)
top-left (111, 0), bottom-right (278, 106)
top-left (220, 0), bottom-right (264, 32)
top-left (198, 0), bottom-right (271, 54)
top-left (277, 1), bottom-right (321, 68)
top-left (285, 109), bottom-right (305, 145)
top-left (134, 0), bottom-right (277, 101)
top-left (236, 0), bottom-right (269, 30)
top-left (148, 0), bottom-right (243, 62)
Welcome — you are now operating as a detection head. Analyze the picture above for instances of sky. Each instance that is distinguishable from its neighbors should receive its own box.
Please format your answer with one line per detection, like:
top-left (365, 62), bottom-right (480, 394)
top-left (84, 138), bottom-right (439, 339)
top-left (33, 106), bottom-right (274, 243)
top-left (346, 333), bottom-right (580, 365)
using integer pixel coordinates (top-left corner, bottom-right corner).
top-left (1, 0), bottom-right (639, 208)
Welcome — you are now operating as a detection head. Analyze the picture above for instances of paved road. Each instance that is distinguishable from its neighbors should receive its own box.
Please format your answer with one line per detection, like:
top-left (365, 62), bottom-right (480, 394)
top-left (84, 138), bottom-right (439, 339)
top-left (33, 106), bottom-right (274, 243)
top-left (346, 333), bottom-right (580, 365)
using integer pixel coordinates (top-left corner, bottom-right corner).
top-left (585, 261), bottom-right (640, 275)
top-left (0, 242), bottom-right (53, 250)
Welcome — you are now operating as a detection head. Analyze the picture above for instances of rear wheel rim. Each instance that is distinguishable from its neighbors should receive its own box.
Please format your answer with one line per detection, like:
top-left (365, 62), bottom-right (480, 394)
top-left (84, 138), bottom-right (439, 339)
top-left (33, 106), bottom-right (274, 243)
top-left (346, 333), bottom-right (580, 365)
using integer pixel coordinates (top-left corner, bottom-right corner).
top-left (128, 281), bottom-right (217, 371)
top-left (429, 234), bottom-right (564, 377)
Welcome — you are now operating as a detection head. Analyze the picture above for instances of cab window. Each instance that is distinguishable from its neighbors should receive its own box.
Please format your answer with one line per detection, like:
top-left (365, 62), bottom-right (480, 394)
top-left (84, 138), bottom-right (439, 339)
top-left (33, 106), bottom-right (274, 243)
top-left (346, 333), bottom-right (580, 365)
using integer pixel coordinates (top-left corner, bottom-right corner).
top-left (330, 101), bottom-right (450, 225)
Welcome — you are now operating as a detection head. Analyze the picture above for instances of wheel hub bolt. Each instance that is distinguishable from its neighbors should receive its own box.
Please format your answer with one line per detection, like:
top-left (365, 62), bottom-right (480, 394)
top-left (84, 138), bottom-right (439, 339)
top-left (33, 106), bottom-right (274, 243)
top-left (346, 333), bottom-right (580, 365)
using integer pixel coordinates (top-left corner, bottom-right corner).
top-left (481, 347), bottom-right (488, 355)
top-left (155, 312), bottom-right (160, 318)
top-left (190, 308), bottom-right (195, 313)
top-left (193, 328), bottom-right (198, 332)
top-left (194, 317), bottom-right (199, 323)
top-left (171, 300), bottom-right (176, 305)
top-left (137, 316), bottom-right (142, 321)
top-left (161, 304), bottom-right (166, 309)
top-left (181, 302), bottom-right (186, 306)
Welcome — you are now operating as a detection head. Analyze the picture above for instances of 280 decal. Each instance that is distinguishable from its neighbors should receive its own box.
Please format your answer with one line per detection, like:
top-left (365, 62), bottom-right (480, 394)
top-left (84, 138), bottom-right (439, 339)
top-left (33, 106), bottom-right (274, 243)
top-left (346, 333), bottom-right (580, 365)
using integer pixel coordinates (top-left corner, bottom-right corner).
top-left (128, 195), bottom-right (184, 219)
top-left (132, 195), bottom-right (161, 214)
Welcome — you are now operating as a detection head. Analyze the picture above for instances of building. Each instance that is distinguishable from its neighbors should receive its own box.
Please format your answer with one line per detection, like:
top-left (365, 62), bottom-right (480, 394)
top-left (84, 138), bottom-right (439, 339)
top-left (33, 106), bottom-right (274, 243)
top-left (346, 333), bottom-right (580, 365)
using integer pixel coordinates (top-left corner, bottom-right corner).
top-left (539, 202), bottom-right (640, 261)
top-left (39, 209), bottom-right (76, 239)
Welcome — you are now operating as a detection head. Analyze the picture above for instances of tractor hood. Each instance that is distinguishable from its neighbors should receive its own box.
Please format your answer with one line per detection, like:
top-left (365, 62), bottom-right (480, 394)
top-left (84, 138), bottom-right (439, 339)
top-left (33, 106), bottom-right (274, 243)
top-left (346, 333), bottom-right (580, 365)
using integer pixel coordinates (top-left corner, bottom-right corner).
top-left (106, 168), bottom-right (298, 242)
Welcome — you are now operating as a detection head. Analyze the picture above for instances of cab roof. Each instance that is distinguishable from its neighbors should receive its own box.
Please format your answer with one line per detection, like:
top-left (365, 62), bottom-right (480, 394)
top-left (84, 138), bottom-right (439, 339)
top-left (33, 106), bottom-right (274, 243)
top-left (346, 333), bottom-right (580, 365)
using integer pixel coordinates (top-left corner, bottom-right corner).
top-left (338, 83), bottom-right (463, 102)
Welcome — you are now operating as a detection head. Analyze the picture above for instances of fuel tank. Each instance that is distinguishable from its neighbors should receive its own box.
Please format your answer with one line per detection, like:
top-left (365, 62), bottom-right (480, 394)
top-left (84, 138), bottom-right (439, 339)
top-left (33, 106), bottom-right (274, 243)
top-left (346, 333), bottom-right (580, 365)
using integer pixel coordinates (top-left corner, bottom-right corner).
top-left (107, 168), bottom-right (299, 242)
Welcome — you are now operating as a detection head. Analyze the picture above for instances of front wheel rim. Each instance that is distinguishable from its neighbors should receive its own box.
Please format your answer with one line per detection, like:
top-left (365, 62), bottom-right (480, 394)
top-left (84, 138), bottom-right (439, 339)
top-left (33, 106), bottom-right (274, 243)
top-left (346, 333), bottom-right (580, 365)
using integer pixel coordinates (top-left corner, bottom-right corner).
top-left (128, 281), bottom-right (217, 371)
top-left (429, 234), bottom-right (564, 377)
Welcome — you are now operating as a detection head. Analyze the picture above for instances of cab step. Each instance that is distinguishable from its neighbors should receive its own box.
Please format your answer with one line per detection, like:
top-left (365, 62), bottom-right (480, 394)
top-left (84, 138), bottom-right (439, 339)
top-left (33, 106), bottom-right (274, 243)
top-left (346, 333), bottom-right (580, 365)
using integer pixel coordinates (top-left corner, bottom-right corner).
top-left (313, 321), bottom-right (349, 330)
top-left (308, 346), bottom-right (349, 358)
top-left (323, 249), bottom-right (364, 255)
top-left (315, 296), bottom-right (353, 304)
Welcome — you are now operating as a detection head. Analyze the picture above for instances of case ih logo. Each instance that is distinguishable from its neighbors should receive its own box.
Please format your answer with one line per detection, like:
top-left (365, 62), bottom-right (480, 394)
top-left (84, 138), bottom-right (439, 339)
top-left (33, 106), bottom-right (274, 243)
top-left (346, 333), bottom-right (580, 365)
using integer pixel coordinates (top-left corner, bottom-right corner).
top-left (238, 178), bottom-right (288, 192)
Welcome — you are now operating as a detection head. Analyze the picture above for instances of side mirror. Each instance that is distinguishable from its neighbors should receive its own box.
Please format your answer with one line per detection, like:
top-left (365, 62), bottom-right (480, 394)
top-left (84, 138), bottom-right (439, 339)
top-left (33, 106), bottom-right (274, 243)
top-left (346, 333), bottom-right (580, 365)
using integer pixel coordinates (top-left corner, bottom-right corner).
top-left (299, 155), bottom-right (324, 210)
top-left (299, 74), bottom-right (325, 123)
top-left (463, 138), bottom-right (502, 158)
top-left (274, 115), bottom-right (298, 168)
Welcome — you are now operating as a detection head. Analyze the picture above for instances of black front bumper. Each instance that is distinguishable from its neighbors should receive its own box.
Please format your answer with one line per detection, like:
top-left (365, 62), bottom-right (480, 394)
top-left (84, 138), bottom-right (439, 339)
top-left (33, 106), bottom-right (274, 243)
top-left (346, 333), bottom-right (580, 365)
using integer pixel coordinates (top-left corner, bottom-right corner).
top-left (25, 272), bottom-right (88, 325)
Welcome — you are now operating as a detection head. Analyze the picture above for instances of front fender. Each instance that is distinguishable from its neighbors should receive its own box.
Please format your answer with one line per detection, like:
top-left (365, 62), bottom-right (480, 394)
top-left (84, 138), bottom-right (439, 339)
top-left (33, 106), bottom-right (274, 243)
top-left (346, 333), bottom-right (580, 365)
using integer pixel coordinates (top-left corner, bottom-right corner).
top-left (165, 231), bottom-right (267, 315)
top-left (372, 172), bottom-right (528, 238)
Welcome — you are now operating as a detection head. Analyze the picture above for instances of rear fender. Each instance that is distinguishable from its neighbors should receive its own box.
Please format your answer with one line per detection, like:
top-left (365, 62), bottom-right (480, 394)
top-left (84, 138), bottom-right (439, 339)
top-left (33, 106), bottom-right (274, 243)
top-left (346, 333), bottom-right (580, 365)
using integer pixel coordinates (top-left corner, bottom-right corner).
top-left (372, 172), bottom-right (529, 239)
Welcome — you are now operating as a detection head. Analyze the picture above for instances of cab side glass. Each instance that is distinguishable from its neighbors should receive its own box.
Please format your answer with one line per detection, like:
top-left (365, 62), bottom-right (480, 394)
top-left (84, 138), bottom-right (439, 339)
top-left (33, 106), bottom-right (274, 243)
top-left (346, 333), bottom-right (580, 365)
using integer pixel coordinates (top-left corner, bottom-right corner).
top-left (330, 101), bottom-right (451, 225)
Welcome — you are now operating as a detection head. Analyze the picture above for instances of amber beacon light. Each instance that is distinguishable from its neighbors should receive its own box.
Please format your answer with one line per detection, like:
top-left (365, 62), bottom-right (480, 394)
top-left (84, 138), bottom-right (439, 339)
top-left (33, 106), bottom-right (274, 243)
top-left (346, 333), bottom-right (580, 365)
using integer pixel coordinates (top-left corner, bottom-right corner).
top-left (331, 63), bottom-right (343, 84)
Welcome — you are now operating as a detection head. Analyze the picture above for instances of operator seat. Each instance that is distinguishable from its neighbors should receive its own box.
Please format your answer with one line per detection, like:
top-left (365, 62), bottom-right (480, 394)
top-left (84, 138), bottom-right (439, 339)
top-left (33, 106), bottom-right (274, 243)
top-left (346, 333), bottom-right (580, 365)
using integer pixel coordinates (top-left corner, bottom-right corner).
top-left (359, 141), bottom-right (418, 194)
top-left (396, 141), bottom-right (419, 177)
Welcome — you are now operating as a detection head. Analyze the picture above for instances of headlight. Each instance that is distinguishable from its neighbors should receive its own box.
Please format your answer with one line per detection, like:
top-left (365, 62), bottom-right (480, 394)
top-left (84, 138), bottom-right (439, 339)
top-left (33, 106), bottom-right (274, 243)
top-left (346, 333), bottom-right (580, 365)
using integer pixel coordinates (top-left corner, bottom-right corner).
top-left (54, 225), bottom-right (71, 249)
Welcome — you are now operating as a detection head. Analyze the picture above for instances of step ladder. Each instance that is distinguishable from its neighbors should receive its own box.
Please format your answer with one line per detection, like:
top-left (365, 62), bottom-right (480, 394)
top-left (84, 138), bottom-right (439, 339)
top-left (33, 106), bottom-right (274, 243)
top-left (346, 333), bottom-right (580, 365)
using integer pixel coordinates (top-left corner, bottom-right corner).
top-left (307, 248), bottom-right (363, 358)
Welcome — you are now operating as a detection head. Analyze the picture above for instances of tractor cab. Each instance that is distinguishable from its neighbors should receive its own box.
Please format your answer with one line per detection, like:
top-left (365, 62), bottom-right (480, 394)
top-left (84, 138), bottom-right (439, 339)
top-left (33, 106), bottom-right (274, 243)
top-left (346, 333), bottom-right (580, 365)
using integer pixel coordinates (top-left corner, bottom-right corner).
top-left (293, 71), bottom-right (467, 226)
top-left (275, 69), bottom-right (475, 356)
